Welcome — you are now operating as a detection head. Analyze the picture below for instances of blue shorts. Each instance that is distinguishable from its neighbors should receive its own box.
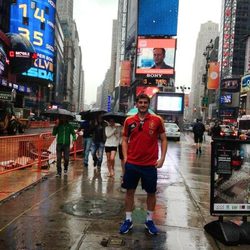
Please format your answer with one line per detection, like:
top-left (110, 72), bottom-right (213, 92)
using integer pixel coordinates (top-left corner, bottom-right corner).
top-left (121, 162), bottom-right (157, 193)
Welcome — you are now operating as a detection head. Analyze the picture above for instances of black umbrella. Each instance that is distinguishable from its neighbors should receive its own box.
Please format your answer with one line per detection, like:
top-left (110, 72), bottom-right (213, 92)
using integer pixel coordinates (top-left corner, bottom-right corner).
top-left (79, 108), bottom-right (107, 120)
top-left (42, 108), bottom-right (74, 119)
top-left (102, 112), bottom-right (126, 124)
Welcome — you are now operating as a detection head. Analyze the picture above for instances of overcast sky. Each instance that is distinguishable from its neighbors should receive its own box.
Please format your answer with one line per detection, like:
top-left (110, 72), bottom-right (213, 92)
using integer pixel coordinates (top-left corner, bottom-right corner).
top-left (74, 0), bottom-right (222, 105)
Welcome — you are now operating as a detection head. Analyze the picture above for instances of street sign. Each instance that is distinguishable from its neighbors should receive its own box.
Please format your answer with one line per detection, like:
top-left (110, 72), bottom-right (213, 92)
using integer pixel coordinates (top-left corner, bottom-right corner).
top-left (0, 91), bottom-right (12, 101)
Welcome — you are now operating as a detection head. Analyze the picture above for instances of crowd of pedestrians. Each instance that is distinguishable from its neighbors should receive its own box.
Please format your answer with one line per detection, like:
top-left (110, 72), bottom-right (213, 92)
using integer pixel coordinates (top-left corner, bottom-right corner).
top-left (52, 93), bottom-right (169, 235)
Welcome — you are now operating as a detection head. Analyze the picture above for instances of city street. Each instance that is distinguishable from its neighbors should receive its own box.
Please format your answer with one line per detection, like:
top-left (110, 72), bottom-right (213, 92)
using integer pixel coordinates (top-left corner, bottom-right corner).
top-left (0, 133), bottom-right (248, 249)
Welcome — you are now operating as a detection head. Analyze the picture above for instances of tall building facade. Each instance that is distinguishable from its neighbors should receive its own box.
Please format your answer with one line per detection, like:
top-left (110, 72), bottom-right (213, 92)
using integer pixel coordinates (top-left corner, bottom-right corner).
top-left (189, 21), bottom-right (219, 120)
top-left (72, 20), bottom-right (83, 112)
top-left (56, 0), bottom-right (74, 22)
top-left (98, 19), bottom-right (118, 111)
top-left (57, 0), bottom-right (84, 111)
top-left (220, 0), bottom-right (250, 79)
top-left (54, 13), bottom-right (65, 106)
top-left (217, 0), bottom-right (250, 119)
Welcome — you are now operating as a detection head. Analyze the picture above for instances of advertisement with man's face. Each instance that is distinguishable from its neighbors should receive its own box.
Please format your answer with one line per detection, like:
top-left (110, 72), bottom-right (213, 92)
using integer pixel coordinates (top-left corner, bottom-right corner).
top-left (136, 37), bottom-right (176, 78)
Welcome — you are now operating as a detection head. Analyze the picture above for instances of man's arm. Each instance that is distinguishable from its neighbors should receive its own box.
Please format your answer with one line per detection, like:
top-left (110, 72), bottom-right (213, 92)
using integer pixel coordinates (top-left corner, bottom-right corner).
top-left (52, 124), bottom-right (58, 136)
top-left (156, 132), bottom-right (168, 168)
top-left (122, 135), bottom-right (128, 163)
top-left (69, 124), bottom-right (76, 141)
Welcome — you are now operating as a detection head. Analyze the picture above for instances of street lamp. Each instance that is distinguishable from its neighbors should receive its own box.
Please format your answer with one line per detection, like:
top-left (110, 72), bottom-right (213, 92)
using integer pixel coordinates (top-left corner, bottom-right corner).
top-left (202, 39), bottom-right (214, 122)
top-left (175, 86), bottom-right (191, 93)
top-left (175, 85), bottom-right (191, 122)
top-left (48, 83), bottom-right (53, 105)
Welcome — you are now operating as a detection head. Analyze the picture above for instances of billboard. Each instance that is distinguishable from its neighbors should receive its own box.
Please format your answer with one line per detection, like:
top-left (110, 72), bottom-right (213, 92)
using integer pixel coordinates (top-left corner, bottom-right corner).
top-left (138, 0), bottom-right (179, 36)
top-left (220, 94), bottom-right (232, 104)
top-left (136, 37), bottom-right (176, 78)
top-left (211, 140), bottom-right (250, 215)
top-left (221, 78), bottom-right (240, 92)
top-left (0, 44), bottom-right (7, 76)
top-left (241, 74), bottom-right (250, 93)
top-left (119, 60), bottom-right (131, 86)
top-left (221, 0), bottom-right (236, 77)
top-left (136, 86), bottom-right (159, 98)
top-left (155, 92), bottom-right (184, 114)
top-left (10, 0), bottom-right (56, 81)
top-left (219, 107), bottom-right (238, 118)
top-left (207, 62), bottom-right (220, 90)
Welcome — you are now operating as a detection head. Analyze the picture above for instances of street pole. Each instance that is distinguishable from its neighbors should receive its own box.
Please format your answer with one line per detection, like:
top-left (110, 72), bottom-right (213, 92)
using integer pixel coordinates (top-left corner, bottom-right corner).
top-left (48, 83), bottom-right (53, 107)
top-left (202, 40), bottom-right (213, 124)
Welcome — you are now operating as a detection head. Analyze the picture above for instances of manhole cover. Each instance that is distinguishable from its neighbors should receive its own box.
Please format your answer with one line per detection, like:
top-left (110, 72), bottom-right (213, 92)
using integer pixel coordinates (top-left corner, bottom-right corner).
top-left (101, 237), bottom-right (125, 247)
top-left (61, 197), bottom-right (123, 218)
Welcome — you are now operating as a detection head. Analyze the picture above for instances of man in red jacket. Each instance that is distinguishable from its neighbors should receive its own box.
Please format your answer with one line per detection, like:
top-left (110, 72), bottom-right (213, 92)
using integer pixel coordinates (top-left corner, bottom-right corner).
top-left (119, 94), bottom-right (168, 235)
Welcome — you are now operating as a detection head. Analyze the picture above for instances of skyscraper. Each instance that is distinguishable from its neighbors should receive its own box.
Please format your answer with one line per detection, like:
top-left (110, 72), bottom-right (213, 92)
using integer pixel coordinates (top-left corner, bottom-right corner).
top-left (190, 21), bottom-right (219, 120)
top-left (220, 0), bottom-right (250, 78)
top-left (56, 0), bottom-right (74, 21)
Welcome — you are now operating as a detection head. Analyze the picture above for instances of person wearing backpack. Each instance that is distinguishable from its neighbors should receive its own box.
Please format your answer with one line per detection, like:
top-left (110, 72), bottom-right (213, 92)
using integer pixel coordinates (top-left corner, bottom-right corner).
top-left (192, 118), bottom-right (205, 154)
top-left (91, 115), bottom-right (106, 171)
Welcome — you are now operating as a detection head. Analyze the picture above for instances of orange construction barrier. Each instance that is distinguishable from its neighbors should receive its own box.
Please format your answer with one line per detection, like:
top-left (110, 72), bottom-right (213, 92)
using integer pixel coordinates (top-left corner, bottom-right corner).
top-left (71, 131), bottom-right (84, 161)
top-left (0, 131), bottom-right (84, 175)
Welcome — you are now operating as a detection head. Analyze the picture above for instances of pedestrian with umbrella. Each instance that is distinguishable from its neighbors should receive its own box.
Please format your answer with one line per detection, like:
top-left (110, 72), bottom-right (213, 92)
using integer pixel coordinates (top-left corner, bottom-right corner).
top-left (102, 112), bottom-right (126, 182)
top-left (91, 114), bottom-right (106, 171)
top-left (52, 115), bottom-right (76, 177)
top-left (78, 119), bottom-right (95, 168)
top-left (42, 108), bottom-right (75, 120)
top-left (104, 117), bottom-right (121, 177)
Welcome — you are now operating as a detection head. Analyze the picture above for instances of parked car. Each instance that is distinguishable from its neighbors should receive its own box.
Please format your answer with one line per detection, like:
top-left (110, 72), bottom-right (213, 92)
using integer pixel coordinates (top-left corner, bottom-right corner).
top-left (220, 125), bottom-right (238, 138)
top-left (164, 122), bottom-right (181, 141)
top-left (183, 122), bottom-right (193, 132)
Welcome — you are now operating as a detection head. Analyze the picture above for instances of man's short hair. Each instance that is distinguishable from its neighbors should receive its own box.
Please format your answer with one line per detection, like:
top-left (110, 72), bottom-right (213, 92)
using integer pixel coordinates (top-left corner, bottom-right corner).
top-left (153, 48), bottom-right (166, 56)
top-left (136, 93), bottom-right (150, 103)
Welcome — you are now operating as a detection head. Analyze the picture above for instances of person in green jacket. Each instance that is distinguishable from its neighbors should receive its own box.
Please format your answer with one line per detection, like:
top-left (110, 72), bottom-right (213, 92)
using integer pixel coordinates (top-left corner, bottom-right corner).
top-left (52, 116), bottom-right (76, 177)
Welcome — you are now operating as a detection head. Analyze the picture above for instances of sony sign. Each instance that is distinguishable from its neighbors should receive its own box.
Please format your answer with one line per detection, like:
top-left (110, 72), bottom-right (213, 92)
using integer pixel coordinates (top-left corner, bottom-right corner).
top-left (146, 74), bottom-right (163, 78)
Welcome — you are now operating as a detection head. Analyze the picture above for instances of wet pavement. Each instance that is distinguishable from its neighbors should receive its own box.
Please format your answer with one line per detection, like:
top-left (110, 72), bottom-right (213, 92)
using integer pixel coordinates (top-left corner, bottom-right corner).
top-left (0, 133), bottom-right (249, 249)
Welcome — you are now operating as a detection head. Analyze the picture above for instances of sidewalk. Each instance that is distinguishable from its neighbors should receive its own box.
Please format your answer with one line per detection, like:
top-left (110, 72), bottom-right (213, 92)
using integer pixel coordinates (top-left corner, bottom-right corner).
top-left (0, 166), bottom-right (56, 203)
top-left (0, 136), bottom-right (248, 249)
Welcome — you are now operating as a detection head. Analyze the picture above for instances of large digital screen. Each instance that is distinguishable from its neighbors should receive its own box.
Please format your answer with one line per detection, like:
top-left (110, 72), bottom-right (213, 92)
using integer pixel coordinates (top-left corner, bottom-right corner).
top-left (221, 78), bottom-right (240, 92)
top-left (0, 44), bottom-right (7, 76)
top-left (155, 93), bottom-right (184, 114)
top-left (220, 94), bottom-right (232, 104)
top-left (241, 74), bottom-right (250, 93)
top-left (136, 37), bottom-right (176, 78)
top-left (138, 0), bottom-right (179, 36)
top-left (136, 86), bottom-right (159, 98)
top-left (219, 107), bottom-right (238, 118)
top-left (211, 140), bottom-right (250, 215)
top-left (10, 0), bottom-right (56, 81)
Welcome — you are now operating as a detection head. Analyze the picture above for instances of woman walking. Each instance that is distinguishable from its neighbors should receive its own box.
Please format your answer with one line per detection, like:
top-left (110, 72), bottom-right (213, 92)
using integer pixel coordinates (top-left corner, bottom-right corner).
top-left (104, 118), bottom-right (120, 177)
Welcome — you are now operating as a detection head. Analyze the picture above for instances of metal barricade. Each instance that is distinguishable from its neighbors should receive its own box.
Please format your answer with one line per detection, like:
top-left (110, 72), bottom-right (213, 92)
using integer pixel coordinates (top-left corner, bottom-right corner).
top-left (0, 134), bottom-right (40, 174)
top-left (71, 131), bottom-right (84, 160)
top-left (0, 131), bottom-right (84, 175)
